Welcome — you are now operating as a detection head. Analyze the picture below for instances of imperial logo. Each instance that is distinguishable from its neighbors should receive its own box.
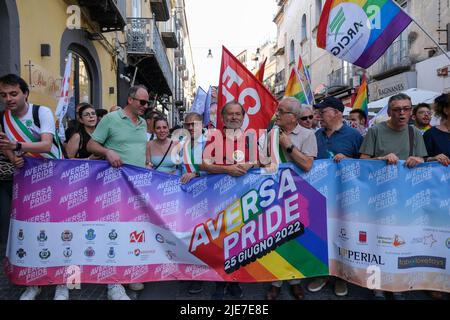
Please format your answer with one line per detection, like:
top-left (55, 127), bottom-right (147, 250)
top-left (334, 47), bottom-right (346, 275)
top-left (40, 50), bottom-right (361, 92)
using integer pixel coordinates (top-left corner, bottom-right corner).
top-left (338, 247), bottom-right (385, 265)
top-left (130, 230), bottom-right (145, 243)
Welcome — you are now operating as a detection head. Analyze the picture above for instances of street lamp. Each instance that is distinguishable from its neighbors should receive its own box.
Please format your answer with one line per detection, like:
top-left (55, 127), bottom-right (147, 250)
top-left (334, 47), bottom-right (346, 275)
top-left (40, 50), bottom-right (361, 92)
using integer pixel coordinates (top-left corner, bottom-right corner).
top-left (207, 49), bottom-right (213, 59)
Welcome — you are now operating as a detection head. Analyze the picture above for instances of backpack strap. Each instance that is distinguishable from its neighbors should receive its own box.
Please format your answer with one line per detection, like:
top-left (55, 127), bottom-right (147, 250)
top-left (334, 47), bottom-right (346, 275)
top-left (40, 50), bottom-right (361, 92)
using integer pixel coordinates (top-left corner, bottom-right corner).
top-left (408, 125), bottom-right (414, 157)
top-left (32, 104), bottom-right (41, 128)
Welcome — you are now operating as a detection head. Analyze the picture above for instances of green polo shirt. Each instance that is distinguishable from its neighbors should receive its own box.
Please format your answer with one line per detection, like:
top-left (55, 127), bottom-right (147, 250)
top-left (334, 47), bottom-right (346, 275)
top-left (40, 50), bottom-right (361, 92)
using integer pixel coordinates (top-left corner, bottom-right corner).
top-left (91, 109), bottom-right (147, 167)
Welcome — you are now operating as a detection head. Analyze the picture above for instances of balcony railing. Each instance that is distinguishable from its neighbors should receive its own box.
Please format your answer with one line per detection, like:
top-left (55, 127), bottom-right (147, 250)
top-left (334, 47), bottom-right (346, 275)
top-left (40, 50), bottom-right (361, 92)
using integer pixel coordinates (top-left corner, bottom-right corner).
top-left (371, 40), bottom-right (411, 78)
top-left (327, 65), bottom-right (353, 88)
top-left (77, 0), bottom-right (126, 32)
top-left (126, 18), bottom-right (173, 94)
top-left (150, 0), bottom-right (170, 21)
top-left (159, 16), bottom-right (179, 48)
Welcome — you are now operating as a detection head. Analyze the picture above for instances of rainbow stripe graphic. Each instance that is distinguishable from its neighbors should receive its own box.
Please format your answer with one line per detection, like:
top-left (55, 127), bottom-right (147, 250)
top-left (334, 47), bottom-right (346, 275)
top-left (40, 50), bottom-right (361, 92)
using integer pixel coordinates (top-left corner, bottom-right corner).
top-left (353, 74), bottom-right (368, 117)
top-left (284, 68), bottom-right (308, 104)
top-left (317, 0), bottom-right (412, 68)
top-left (297, 56), bottom-right (315, 104)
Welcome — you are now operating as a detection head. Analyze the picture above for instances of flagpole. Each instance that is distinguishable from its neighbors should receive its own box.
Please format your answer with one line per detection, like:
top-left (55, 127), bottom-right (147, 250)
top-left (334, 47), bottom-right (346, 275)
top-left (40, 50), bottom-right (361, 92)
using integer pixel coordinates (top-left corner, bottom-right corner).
top-left (393, 1), bottom-right (450, 61)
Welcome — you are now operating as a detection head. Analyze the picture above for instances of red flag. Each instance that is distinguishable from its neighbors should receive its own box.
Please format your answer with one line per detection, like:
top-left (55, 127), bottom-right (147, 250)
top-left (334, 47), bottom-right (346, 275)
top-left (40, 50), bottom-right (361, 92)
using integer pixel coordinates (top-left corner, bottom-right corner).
top-left (217, 46), bottom-right (278, 131)
top-left (255, 57), bottom-right (267, 83)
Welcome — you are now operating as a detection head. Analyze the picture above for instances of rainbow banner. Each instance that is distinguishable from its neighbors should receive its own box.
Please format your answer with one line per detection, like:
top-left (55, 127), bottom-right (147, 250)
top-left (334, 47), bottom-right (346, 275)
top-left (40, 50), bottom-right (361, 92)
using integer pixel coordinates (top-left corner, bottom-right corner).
top-left (284, 68), bottom-right (308, 104)
top-left (317, 0), bottom-right (412, 68)
top-left (297, 56), bottom-right (315, 105)
top-left (352, 74), bottom-right (368, 118)
top-left (5, 157), bottom-right (328, 285)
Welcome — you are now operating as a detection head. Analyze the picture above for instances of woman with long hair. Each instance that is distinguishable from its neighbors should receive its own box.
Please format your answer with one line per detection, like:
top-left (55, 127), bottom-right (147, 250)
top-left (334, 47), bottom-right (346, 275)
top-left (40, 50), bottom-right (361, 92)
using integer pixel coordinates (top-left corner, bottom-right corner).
top-left (146, 116), bottom-right (180, 174)
top-left (66, 103), bottom-right (99, 159)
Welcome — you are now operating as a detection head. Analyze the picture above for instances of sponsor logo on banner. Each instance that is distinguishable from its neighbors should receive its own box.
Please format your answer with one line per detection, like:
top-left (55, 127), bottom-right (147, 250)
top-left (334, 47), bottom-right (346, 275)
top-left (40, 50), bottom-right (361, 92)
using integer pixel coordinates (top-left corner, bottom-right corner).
top-left (17, 229), bottom-right (24, 241)
top-left (134, 249), bottom-right (141, 256)
top-left (155, 234), bottom-right (176, 246)
top-left (166, 250), bottom-right (177, 260)
top-left (446, 238), bottom-right (450, 249)
top-left (377, 234), bottom-right (406, 247)
top-left (398, 256), bottom-right (446, 269)
top-left (16, 248), bottom-right (26, 259)
top-left (358, 231), bottom-right (367, 244)
top-left (39, 249), bottom-right (51, 259)
top-left (339, 228), bottom-right (349, 241)
top-left (338, 247), bottom-right (385, 265)
top-left (107, 247), bottom-right (115, 259)
top-left (37, 230), bottom-right (47, 243)
top-left (61, 230), bottom-right (73, 242)
top-left (85, 229), bottom-right (96, 241)
top-left (84, 247), bottom-right (95, 257)
top-left (130, 230), bottom-right (145, 243)
top-left (108, 229), bottom-right (118, 241)
top-left (63, 247), bottom-right (72, 258)
top-left (411, 234), bottom-right (437, 248)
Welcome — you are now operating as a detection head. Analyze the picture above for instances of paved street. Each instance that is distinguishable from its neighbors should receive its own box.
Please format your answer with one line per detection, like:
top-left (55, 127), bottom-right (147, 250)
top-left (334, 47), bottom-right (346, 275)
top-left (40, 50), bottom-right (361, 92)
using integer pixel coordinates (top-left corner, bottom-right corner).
top-left (0, 245), bottom-right (441, 301)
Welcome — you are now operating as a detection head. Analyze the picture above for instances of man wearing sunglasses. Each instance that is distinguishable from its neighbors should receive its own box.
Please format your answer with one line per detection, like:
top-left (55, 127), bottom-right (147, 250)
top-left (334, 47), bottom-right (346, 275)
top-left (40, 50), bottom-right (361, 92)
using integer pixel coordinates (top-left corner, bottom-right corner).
top-left (87, 85), bottom-right (150, 299)
top-left (298, 105), bottom-right (315, 130)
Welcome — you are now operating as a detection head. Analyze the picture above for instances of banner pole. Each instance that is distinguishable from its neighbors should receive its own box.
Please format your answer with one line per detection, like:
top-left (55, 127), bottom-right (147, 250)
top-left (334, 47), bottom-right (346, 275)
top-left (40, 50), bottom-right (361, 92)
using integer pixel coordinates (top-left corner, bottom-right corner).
top-left (392, 1), bottom-right (450, 61)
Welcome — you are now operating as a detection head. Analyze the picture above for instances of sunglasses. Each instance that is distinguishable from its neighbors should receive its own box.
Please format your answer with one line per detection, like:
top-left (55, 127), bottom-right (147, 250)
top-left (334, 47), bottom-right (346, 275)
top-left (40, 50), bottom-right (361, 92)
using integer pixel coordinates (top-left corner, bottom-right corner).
top-left (130, 97), bottom-right (149, 106)
top-left (300, 115), bottom-right (314, 121)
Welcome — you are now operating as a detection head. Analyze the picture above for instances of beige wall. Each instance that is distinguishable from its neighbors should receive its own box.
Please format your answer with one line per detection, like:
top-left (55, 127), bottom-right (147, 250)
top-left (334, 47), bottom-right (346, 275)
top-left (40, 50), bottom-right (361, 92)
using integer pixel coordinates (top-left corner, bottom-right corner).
top-left (16, 0), bottom-right (119, 111)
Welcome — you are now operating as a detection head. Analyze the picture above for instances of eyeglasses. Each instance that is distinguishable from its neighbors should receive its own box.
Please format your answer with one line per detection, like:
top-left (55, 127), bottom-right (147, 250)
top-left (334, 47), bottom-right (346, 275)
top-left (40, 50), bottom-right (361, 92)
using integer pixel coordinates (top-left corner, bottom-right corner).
top-left (82, 111), bottom-right (96, 117)
top-left (130, 97), bottom-right (149, 106)
top-left (391, 107), bottom-right (412, 113)
top-left (277, 109), bottom-right (294, 115)
top-left (300, 115), bottom-right (314, 121)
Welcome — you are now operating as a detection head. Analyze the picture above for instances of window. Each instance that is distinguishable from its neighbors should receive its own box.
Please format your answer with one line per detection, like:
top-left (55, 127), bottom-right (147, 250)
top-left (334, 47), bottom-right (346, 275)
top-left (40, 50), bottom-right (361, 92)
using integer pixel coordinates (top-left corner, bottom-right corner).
top-left (68, 51), bottom-right (92, 106)
top-left (301, 14), bottom-right (307, 42)
top-left (315, 0), bottom-right (323, 26)
top-left (289, 40), bottom-right (295, 64)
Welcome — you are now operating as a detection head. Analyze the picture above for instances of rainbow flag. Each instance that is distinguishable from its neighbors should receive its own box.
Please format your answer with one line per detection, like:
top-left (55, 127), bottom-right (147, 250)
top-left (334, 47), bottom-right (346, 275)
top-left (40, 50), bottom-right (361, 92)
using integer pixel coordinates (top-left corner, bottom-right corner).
top-left (317, 0), bottom-right (412, 68)
top-left (353, 74), bottom-right (368, 118)
top-left (284, 68), bottom-right (308, 104)
top-left (297, 55), bottom-right (315, 104)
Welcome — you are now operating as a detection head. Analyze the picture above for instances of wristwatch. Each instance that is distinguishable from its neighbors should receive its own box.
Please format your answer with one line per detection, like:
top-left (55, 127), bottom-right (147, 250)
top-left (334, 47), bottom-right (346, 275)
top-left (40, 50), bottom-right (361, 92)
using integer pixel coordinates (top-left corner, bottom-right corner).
top-left (286, 144), bottom-right (295, 154)
top-left (14, 142), bottom-right (22, 152)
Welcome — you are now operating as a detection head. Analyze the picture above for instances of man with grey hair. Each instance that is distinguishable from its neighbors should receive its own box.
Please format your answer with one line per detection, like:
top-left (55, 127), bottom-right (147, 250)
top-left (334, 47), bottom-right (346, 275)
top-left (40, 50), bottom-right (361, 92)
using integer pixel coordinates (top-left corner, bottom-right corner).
top-left (360, 93), bottom-right (427, 300)
top-left (87, 85), bottom-right (149, 299)
top-left (266, 97), bottom-right (317, 300)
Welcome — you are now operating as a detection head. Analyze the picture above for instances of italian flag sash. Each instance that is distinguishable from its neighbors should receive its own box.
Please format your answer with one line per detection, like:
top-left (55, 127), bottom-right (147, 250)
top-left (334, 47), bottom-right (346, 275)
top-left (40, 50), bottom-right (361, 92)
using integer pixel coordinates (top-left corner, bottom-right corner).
top-left (182, 140), bottom-right (200, 173)
top-left (269, 128), bottom-right (287, 165)
top-left (3, 110), bottom-right (63, 159)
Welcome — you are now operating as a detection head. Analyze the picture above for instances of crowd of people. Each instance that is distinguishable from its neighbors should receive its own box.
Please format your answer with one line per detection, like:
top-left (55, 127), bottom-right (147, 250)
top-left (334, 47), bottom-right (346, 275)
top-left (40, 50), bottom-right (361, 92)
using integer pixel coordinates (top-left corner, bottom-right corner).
top-left (0, 73), bottom-right (449, 300)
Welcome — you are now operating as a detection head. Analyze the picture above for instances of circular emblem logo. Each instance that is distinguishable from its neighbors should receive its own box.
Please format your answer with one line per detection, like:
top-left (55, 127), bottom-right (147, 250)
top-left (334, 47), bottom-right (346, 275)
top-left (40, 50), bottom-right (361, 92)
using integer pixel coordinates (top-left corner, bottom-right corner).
top-left (134, 249), bottom-right (141, 256)
top-left (63, 247), bottom-right (72, 258)
top-left (25, 120), bottom-right (33, 128)
top-left (446, 238), bottom-right (450, 249)
top-left (85, 229), bottom-right (96, 241)
top-left (155, 234), bottom-right (164, 243)
top-left (84, 247), bottom-right (95, 257)
top-left (37, 230), bottom-right (47, 242)
top-left (108, 247), bottom-right (116, 259)
top-left (39, 249), bottom-right (51, 259)
top-left (108, 229), bottom-right (118, 241)
top-left (61, 230), bottom-right (73, 242)
top-left (232, 150), bottom-right (245, 162)
top-left (17, 229), bottom-right (24, 241)
top-left (16, 248), bottom-right (26, 259)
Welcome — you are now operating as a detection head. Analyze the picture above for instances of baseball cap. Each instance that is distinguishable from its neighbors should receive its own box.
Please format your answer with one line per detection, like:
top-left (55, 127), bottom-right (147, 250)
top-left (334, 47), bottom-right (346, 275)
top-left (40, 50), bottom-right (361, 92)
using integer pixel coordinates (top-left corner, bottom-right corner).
top-left (314, 96), bottom-right (345, 113)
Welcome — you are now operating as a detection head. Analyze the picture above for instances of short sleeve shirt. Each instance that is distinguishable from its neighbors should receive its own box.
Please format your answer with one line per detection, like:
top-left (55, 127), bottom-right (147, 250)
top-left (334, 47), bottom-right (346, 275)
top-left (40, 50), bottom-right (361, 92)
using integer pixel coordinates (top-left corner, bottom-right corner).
top-left (315, 123), bottom-right (363, 159)
top-left (91, 109), bottom-right (147, 167)
top-left (359, 122), bottom-right (428, 160)
top-left (423, 126), bottom-right (450, 157)
top-left (283, 124), bottom-right (318, 160)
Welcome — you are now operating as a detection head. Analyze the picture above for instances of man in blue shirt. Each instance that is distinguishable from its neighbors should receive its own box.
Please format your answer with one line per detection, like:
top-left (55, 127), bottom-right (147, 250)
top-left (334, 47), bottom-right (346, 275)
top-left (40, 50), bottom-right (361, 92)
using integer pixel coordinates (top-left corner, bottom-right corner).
top-left (314, 96), bottom-right (363, 161)
top-left (308, 96), bottom-right (363, 297)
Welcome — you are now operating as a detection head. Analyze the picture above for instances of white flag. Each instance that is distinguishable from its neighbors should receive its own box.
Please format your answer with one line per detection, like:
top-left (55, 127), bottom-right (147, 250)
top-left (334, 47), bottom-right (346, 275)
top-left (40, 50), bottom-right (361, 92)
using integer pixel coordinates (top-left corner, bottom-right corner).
top-left (55, 53), bottom-right (73, 142)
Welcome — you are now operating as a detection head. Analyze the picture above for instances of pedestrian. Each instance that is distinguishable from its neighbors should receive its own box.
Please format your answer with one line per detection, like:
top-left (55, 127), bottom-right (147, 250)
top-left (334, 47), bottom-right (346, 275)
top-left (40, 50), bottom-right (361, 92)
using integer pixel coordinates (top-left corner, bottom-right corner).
top-left (297, 104), bottom-right (315, 130)
top-left (87, 85), bottom-right (150, 299)
top-left (66, 103), bottom-right (99, 159)
top-left (0, 74), bottom-right (65, 300)
top-left (307, 96), bottom-right (363, 297)
top-left (95, 108), bottom-right (108, 123)
top-left (423, 94), bottom-right (450, 167)
top-left (412, 103), bottom-right (432, 134)
top-left (266, 97), bottom-right (317, 300)
top-left (360, 93), bottom-right (428, 300)
top-left (144, 109), bottom-right (163, 141)
top-left (201, 101), bottom-right (255, 299)
top-left (348, 109), bottom-right (368, 136)
top-left (146, 116), bottom-right (179, 174)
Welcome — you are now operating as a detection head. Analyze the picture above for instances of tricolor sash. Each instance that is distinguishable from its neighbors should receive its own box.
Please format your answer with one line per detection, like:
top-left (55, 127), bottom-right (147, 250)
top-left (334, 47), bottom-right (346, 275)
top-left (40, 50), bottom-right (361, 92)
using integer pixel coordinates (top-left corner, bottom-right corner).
top-left (181, 139), bottom-right (200, 174)
top-left (3, 109), bottom-right (63, 159)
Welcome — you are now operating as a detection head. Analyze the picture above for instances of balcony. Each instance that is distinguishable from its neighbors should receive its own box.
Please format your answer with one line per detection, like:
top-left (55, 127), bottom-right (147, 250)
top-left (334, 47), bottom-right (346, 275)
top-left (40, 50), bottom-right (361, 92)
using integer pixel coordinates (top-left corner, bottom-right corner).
top-left (150, 0), bottom-right (170, 22)
top-left (274, 69), bottom-right (286, 95)
top-left (77, 0), bottom-right (126, 32)
top-left (126, 18), bottom-right (173, 95)
top-left (371, 40), bottom-right (411, 80)
top-left (159, 16), bottom-right (178, 49)
top-left (327, 65), bottom-right (354, 90)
